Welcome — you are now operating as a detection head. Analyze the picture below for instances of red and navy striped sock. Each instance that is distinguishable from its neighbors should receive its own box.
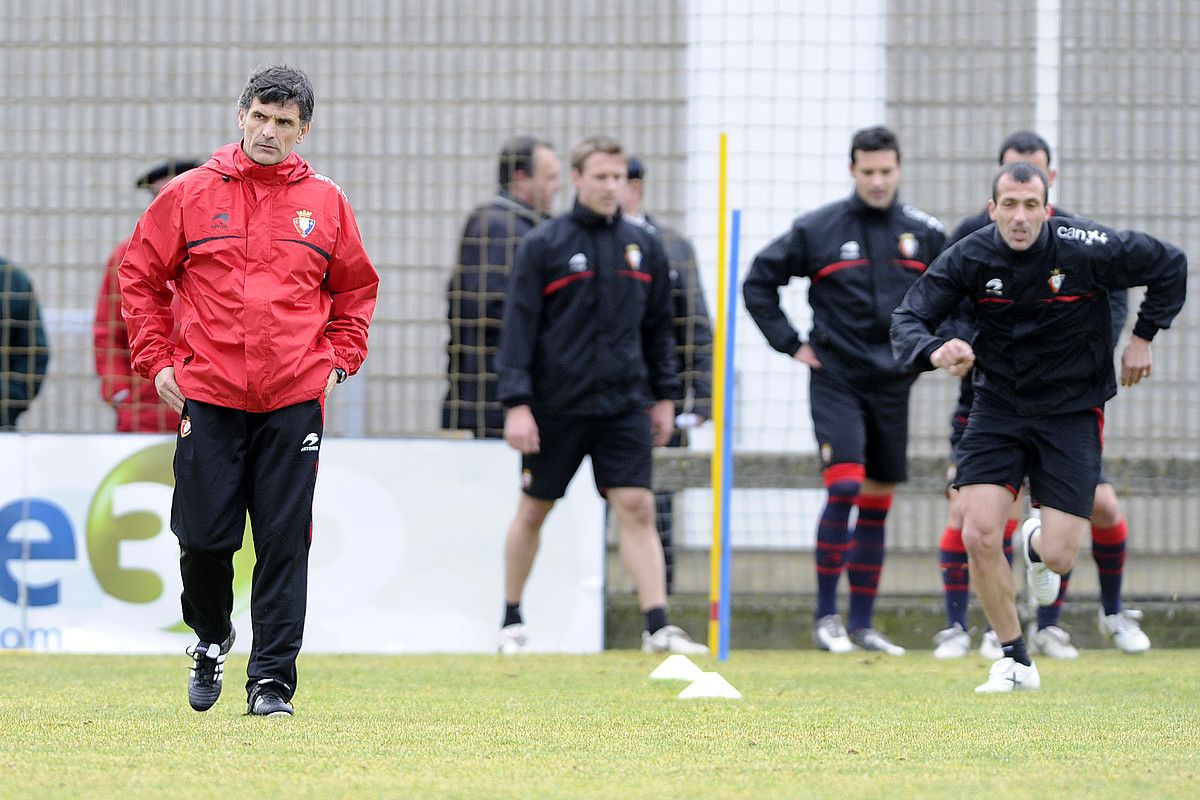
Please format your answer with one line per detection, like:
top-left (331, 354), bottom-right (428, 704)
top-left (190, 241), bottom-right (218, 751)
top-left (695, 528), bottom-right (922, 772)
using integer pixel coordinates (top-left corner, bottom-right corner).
top-left (1036, 571), bottom-right (1071, 629)
top-left (814, 471), bottom-right (861, 619)
top-left (1092, 518), bottom-right (1127, 616)
top-left (939, 526), bottom-right (969, 630)
top-left (847, 493), bottom-right (891, 632)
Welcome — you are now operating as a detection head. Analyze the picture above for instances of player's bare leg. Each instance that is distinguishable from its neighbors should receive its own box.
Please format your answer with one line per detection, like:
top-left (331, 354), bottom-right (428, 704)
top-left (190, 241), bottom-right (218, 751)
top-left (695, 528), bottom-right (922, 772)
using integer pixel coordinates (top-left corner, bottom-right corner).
top-left (963, 483), bottom-right (1042, 692)
top-left (503, 495), bottom-right (554, 604)
top-left (1034, 506), bottom-right (1088, 576)
top-left (609, 486), bottom-right (704, 654)
top-left (1091, 483), bottom-right (1121, 530)
top-left (961, 484), bottom-right (1021, 641)
top-left (608, 486), bottom-right (667, 610)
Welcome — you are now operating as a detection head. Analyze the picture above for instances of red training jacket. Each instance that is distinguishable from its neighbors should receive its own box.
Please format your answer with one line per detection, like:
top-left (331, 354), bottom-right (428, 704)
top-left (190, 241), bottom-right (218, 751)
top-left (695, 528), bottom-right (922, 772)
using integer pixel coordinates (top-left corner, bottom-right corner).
top-left (94, 234), bottom-right (181, 432)
top-left (119, 144), bottom-right (379, 413)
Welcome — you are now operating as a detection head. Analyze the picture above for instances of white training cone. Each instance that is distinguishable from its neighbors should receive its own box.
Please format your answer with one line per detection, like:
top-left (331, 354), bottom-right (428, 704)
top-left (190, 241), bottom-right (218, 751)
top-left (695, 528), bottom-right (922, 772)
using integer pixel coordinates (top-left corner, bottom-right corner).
top-left (677, 672), bottom-right (742, 700)
top-left (649, 654), bottom-right (704, 682)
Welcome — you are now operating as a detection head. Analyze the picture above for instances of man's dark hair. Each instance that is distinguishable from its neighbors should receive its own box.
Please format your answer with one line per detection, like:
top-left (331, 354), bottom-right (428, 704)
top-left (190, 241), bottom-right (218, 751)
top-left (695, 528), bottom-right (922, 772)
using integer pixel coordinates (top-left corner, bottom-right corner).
top-left (992, 161), bottom-right (1049, 203)
top-left (850, 126), bottom-right (900, 164)
top-left (498, 136), bottom-right (552, 190)
top-left (238, 64), bottom-right (315, 123)
top-left (997, 130), bottom-right (1052, 166)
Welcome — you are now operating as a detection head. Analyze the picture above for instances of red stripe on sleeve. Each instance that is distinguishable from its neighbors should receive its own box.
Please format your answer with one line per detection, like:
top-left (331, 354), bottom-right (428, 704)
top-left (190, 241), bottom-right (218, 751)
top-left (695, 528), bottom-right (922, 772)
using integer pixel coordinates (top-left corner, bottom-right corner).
top-left (1038, 292), bottom-right (1097, 304)
top-left (543, 271), bottom-right (593, 296)
top-left (812, 259), bottom-right (868, 283)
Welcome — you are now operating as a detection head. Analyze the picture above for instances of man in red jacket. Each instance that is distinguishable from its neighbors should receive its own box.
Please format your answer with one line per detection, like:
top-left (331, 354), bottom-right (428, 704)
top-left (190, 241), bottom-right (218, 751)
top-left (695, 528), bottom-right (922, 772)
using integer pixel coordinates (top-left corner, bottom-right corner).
top-left (94, 159), bottom-right (200, 432)
top-left (119, 65), bottom-right (379, 717)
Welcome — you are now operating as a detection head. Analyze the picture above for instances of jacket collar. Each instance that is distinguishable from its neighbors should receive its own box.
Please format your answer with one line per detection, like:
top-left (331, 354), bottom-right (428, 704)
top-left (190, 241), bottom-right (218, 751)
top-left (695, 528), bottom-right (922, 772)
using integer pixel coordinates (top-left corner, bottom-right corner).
top-left (493, 192), bottom-right (547, 226)
top-left (205, 142), bottom-right (313, 185)
top-left (570, 199), bottom-right (621, 229)
top-left (848, 191), bottom-right (897, 217)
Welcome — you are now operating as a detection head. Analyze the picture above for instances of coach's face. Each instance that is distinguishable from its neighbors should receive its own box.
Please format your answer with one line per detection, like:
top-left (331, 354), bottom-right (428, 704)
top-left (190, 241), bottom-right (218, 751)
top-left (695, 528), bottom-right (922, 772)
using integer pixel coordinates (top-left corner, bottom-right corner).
top-left (989, 173), bottom-right (1051, 251)
top-left (528, 146), bottom-right (562, 216)
top-left (238, 99), bottom-right (309, 166)
top-left (573, 151), bottom-right (626, 217)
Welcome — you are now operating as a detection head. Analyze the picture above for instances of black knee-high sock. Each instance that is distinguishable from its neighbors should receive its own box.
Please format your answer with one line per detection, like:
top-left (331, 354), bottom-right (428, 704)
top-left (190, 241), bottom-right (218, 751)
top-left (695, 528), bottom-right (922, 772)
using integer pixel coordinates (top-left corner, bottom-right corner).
top-left (1002, 636), bottom-right (1032, 666)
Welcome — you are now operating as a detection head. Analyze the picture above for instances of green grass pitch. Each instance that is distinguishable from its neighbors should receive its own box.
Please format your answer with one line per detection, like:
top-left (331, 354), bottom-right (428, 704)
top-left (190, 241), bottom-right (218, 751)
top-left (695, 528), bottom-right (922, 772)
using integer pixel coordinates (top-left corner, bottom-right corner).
top-left (1, 650), bottom-right (1197, 799)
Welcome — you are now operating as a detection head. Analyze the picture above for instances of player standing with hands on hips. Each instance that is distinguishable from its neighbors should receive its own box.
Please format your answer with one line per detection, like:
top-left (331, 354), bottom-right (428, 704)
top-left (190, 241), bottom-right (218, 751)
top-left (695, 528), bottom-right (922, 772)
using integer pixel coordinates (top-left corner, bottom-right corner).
top-left (891, 161), bottom-right (1185, 692)
top-left (120, 64), bottom-right (379, 716)
top-left (743, 126), bottom-right (945, 655)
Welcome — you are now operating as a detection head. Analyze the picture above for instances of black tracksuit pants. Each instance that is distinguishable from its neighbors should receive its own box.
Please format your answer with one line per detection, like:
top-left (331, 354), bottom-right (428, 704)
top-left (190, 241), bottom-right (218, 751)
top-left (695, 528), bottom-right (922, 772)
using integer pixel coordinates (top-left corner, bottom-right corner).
top-left (171, 398), bottom-right (323, 702)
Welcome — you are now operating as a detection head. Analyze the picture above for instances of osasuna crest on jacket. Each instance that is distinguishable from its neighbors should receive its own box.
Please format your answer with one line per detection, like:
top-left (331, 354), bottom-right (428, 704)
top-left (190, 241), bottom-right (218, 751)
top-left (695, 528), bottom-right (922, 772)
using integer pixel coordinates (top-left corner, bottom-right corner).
top-left (119, 143), bottom-right (379, 413)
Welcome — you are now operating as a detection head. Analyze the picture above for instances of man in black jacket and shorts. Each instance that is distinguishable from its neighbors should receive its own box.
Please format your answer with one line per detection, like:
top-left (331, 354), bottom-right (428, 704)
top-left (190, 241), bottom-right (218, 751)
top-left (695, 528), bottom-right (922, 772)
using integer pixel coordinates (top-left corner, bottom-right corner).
top-left (933, 131), bottom-right (1150, 661)
top-left (892, 161), bottom-right (1186, 692)
top-left (744, 126), bottom-right (946, 656)
top-left (495, 135), bottom-right (705, 656)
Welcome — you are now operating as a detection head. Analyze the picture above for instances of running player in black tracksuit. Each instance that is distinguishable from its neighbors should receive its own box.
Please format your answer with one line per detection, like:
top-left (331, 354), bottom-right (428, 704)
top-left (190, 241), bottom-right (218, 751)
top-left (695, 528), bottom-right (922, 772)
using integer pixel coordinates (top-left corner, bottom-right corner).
top-left (494, 135), bottom-right (705, 656)
top-left (744, 126), bottom-right (946, 656)
top-left (891, 161), bottom-right (1186, 692)
top-left (932, 131), bottom-right (1149, 661)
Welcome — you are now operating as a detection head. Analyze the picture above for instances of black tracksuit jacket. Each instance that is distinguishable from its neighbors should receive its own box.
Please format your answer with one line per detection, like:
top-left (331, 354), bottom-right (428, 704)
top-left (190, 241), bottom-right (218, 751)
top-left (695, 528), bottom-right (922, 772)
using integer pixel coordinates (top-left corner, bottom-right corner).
top-left (497, 201), bottom-right (682, 416)
top-left (948, 204), bottom-right (1130, 342)
top-left (891, 220), bottom-right (1187, 416)
top-left (442, 193), bottom-right (547, 436)
top-left (743, 192), bottom-right (946, 389)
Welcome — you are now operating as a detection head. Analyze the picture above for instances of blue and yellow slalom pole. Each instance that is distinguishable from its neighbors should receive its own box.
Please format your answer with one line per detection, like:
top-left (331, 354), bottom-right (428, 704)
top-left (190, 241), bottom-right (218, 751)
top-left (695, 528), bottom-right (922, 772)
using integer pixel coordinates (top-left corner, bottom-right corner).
top-left (718, 209), bottom-right (741, 660)
top-left (708, 134), bottom-right (728, 657)
top-left (708, 134), bottom-right (740, 660)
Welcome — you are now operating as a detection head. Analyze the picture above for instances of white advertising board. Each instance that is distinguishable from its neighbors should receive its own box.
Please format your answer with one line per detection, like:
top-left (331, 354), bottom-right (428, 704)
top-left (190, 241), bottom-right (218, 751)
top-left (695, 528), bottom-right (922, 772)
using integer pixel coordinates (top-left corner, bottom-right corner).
top-left (0, 434), bottom-right (605, 654)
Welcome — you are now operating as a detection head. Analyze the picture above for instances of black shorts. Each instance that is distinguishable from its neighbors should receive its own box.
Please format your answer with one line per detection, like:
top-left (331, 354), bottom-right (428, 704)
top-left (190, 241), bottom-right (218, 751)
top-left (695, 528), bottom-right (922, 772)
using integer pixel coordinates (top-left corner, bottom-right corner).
top-left (945, 381), bottom-right (972, 486)
top-left (809, 368), bottom-right (911, 483)
top-left (522, 406), bottom-right (653, 500)
top-left (948, 373), bottom-right (974, 458)
top-left (954, 399), bottom-right (1103, 518)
